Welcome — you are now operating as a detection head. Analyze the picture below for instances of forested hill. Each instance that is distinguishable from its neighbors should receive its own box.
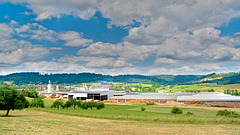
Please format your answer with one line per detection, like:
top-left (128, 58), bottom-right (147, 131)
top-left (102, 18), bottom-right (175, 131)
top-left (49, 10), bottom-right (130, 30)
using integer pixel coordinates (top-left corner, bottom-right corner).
top-left (0, 72), bottom-right (239, 85)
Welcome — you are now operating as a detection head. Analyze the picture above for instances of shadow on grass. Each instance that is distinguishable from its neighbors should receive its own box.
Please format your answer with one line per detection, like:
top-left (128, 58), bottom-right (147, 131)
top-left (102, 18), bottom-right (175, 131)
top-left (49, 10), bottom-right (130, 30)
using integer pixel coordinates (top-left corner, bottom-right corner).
top-left (0, 115), bottom-right (29, 117)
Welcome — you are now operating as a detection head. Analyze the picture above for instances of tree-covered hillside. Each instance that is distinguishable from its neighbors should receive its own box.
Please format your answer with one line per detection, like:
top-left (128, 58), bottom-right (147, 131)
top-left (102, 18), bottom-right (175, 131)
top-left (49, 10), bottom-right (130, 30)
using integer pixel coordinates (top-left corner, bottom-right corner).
top-left (0, 72), bottom-right (240, 85)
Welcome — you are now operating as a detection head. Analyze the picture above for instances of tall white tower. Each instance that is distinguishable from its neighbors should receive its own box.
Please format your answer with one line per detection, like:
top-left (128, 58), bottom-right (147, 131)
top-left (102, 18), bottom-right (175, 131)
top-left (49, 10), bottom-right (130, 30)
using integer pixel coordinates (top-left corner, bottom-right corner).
top-left (48, 80), bottom-right (52, 93)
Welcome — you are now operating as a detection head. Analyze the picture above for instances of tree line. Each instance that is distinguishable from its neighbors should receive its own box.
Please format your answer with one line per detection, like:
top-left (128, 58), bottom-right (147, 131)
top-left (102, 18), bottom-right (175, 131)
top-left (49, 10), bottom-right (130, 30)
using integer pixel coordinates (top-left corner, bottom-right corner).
top-left (224, 89), bottom-right (240, 96)
top-left (51, 99), bottom-right (105, 110)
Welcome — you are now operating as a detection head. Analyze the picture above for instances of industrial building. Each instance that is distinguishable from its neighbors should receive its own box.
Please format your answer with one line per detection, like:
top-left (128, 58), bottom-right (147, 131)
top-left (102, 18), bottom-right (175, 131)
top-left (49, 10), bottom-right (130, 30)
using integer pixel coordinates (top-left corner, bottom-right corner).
top-left (111, 92), bottom-right (195, 103)
top-left (177, 92), bottom-right (240, 102)
top-left (67, 90), bottom-right (125, 101)
top-left (177, 92), bottom-right (240, 107)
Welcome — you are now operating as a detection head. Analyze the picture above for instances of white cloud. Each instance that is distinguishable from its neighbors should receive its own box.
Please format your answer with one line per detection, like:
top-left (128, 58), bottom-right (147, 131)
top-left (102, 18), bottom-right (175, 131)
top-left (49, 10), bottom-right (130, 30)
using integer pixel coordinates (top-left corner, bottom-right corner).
top-left (59, 31), bottom-right (92, 47)
top-left (154, 57), bottom-right (181, 66)
top-left (77, 42), bottom-right (122, 56)
top-left (16, 23), bottom-right (57, 41)
top-left (24, 61), bottom-right (93, 73)
top-left (0, 40), bottom-right (50, 65)
top-left (5, 0), bottom-right (98, 20)
top-left (0, 22), bottom-right (50, 66)
top-left (59, 56), bottom-right (132, 68)
top-left (2, 1), bottom-right (240, 75)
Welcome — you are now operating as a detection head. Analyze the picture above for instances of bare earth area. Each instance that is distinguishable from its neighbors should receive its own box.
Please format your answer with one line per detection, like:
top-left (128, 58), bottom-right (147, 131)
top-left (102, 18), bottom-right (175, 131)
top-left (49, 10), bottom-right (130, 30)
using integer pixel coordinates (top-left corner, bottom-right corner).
top-left (1, 109), bottom-right (240, 135)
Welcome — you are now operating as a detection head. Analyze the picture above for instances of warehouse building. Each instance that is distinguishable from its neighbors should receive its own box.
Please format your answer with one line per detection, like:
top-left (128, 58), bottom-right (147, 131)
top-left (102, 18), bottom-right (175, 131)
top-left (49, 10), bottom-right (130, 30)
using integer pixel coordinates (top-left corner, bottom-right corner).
top-left (177, 92), bottom-right (240, 107)
top-left (111, 92), bottom-right (195, 103)
top-left (67, 90), bottom-right (125, 101)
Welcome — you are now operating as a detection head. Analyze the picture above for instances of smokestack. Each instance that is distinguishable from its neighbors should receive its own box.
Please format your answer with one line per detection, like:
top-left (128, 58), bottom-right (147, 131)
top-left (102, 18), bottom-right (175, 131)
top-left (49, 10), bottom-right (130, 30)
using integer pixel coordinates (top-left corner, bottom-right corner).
top-left (48, 80), bottom-right (52, 93)
top-left (56, 85), bottom-right (59, 92)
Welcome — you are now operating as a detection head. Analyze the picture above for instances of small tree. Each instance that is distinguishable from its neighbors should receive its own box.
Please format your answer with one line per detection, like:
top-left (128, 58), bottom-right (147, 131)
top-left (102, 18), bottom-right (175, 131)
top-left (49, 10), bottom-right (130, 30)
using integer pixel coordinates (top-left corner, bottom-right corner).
top-left (96, 102), bottom-right (105, 110)
top-left (171, 107), bottom-right (182, 114)
top-left (77, 100), bottom-right (82, 109)
top-left (64, 100), bottom-right (72, 110)
top-left (51, 100), bottom-right (64, 109)
top-left (0, 86), bottom-right (29, 116)
top-left (30, 98), bottom-right (45, 108)
top-left (141, 106), bottom-right (146, 111)
top-left (69, 99), bottom-right (78, 110)
top-left (87, 101), bottom-right (95, 110)
top-left (81, 102), bottom-right (89, 110)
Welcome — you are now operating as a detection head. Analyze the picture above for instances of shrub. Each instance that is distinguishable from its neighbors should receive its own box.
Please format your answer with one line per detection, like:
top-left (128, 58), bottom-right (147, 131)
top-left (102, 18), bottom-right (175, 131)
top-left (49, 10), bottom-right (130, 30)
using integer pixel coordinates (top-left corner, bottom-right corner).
top-left (51, 100), bottom-right (64, 109)
top-left (96, 102), bottom-right (105, 110)
top-left (146, 103), bottom-right (154, 105)
top-left (186, 112), bottom-right (194, 115)
top-left (81, 102), bottom-right (89, 110)
top-left (141, 106), bottom-right (146, 111)
top-left (64, 100), bottom-right (72, 110)
top-left (30, 98), bottom-right (45, 108)
top-left (217, 109), bottom-right (239, 118)
top-left (171, 107), bottom-right (182, 114)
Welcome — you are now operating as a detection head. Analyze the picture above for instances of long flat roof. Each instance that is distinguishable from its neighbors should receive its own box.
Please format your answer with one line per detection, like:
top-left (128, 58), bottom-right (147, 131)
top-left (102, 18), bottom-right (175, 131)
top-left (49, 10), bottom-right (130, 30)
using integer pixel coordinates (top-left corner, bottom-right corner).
top-left (177, 92), bottom-right (240, 102)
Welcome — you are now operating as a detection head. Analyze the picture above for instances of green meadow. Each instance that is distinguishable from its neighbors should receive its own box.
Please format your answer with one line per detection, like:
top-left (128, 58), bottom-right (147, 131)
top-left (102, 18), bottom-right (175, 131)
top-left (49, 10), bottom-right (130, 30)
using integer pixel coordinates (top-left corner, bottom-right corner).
top-left (1, 99), bottom-right (240, 135)
top-left (30, 100), bottom-right (240, 124)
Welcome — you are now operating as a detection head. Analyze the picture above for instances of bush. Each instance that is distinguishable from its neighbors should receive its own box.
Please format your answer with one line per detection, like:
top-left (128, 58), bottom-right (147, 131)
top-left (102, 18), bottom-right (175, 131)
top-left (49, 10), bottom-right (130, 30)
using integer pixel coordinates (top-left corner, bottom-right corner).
top-left (146, 103), bottom-right (154, 105)
top-left (217, 109), bottom-right (239, 118)
top-left (96, 102), bottom-right (105, 110)
top-left (64, 100), bottom-right (72, 110)
top-left (51, 100), bottom-right (64, 109)
top-left (171, 107), bottom-right (182, 114)
top-left (186, 112), bottom-right (194, 115)
top-left (39, 94), bottom-right (46, 99)
top-left (141, 106), bottom-right (146, 111)
top-left (30, 98), bottom-right (45, 108)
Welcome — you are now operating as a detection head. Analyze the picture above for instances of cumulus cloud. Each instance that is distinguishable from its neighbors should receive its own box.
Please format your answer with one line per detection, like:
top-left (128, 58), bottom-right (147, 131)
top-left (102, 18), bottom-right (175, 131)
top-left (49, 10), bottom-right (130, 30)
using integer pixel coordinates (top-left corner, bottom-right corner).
top-left (16, 23), bottom-right (57, 41)
top-left (59, 31), bottom-right (92, 47)
top-left (0, 40), bottom-right (50, 65)
top-left (2, 0), bottom-right (240, 75)
top-left (24, 61), bottom-right (93, 73)
top-left (0, 22), bottom-right (50, 66)
top-left (77, 42), bottom-right (122, 56)
top-left (5, 0), bottom-right (98, 20)
top-left (59, 56), bottom-right (132, 68)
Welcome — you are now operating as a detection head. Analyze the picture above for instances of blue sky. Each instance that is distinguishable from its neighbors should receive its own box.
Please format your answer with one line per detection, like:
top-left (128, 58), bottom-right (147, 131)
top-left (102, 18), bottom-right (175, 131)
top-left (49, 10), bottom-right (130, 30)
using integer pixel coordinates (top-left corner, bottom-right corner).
top-left (1, 1), bottom-right (240, 75)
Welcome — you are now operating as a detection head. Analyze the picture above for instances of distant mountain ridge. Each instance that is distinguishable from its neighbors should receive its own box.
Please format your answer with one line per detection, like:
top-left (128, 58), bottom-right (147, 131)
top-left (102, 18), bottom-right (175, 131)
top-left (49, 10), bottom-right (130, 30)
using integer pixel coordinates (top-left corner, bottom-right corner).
top-left (0, 72), bottom-right (239, 85)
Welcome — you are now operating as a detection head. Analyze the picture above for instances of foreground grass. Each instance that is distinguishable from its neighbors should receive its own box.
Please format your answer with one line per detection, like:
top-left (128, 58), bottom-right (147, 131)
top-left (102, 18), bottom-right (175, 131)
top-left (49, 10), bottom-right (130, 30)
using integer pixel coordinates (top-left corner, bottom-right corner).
top-left (29, 100), bottom-right (240, 125)
top-left (1, 109), bottom-right (240, 135)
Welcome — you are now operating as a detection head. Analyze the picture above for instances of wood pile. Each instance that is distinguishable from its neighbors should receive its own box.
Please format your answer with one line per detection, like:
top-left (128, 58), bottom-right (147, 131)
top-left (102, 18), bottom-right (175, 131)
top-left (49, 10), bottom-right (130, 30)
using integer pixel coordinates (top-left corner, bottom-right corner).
top-left (208, 102), bottom-right (240, 108)
top-left (44, 94), bottom-right (66, 100)
top-left (128, 100), bottom-right (153, 104)
top-left (102, 99), bottom-right (118, 103)
top-left (164, 101), bottom-right (183, 105)
top-left (184, 100), bottom-right (203, 105)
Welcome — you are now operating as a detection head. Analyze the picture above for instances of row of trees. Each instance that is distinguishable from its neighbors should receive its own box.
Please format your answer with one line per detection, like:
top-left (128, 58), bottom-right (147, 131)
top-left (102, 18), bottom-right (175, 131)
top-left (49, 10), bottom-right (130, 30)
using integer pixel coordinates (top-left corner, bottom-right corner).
top-left (185, 89), bottom-right (215, 93)
top-left (51, 99), bottom-right (105, 110)
top-left (224, 89), bottom-right (240, 96)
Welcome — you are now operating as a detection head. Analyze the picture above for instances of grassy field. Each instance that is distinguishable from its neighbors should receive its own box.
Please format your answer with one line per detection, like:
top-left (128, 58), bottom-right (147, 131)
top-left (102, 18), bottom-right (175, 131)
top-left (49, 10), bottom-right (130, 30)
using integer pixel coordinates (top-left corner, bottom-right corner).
top-left (1, 100), bottom-right (240, 134)
top-left (17, 100), bottom-right (240, 125)
top-left (1, 109), bottom-right (240, 135)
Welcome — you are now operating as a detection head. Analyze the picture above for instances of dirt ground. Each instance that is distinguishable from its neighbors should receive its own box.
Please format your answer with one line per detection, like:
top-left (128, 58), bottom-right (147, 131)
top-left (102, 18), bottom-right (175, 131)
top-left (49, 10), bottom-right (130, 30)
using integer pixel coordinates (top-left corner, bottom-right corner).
top-left (0, 109), bottom-right (240, 135)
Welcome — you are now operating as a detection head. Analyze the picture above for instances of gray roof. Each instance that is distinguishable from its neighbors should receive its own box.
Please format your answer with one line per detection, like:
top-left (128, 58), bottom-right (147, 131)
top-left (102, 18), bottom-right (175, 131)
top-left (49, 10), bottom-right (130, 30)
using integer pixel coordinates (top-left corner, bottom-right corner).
top-left (111, 92), bottom-right (195, 100)
top-left (177, 92), bottom-right (240, 102)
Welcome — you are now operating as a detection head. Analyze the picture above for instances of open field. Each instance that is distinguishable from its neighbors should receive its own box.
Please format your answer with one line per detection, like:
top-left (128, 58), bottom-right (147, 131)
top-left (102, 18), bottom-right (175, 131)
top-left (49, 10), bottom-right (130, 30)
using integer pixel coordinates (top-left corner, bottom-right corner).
top-left (1, 108), bottom-right (240, 135)
top-left (16, 100), bottom-right (240, 125)
top-left (1, 100), bottom-right (240, 134)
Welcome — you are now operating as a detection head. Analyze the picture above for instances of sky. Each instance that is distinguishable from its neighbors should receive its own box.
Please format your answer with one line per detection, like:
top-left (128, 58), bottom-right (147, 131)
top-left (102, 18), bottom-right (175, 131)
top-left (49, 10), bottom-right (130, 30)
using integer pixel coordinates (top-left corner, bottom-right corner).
top-left (1, 0), bottom-right (240, 75)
